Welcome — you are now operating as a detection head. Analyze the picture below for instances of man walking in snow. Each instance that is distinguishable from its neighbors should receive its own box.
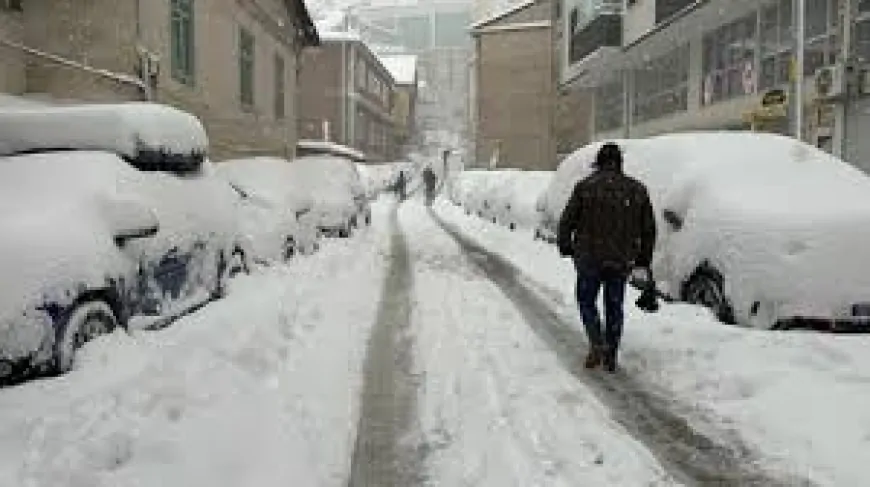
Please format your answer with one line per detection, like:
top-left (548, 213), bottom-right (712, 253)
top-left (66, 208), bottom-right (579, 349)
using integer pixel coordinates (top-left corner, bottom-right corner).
top-left (557, 143), bottom-right (657, 372)
top-left (395, 170), bottom-right (406, 201)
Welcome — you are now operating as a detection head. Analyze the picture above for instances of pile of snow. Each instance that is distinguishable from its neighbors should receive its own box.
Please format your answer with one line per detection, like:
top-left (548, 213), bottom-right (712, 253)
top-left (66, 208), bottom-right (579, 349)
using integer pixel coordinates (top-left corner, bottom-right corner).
top-left (0, 102), bottom-right (208, 160)
top-left (433, 200), bottom-right (870, 486)
top-left (542, 131), bottom-right (870, 326)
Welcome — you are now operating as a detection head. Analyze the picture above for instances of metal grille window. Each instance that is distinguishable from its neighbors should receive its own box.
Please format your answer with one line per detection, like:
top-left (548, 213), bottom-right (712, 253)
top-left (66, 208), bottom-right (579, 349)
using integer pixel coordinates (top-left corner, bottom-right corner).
top-left (274, 54), bottom-right (285, 120)
top-left (632, 45), bottom-right (689, 124)
top-left (701, 13), bottom-right (757, 105)
top-left (170, 0), bottom-right (195, 85)
top-left (759, 0), bottom-right (794, 91)
top-left (239, 27), bottom-right (255, 108)
top-left (594, 79), bottom-right (623, 133)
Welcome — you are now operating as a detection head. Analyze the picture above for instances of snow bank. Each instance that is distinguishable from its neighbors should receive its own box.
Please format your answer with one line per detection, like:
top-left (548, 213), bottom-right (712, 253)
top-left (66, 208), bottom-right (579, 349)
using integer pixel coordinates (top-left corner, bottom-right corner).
top-left (0, 102), bottom-right (208, 159)
top-left (544, 132), bottom-right (870, 325)
top-left (433, 200), bottom-right (870, 486)
top-left (0, 200), bottom-right (392, 486)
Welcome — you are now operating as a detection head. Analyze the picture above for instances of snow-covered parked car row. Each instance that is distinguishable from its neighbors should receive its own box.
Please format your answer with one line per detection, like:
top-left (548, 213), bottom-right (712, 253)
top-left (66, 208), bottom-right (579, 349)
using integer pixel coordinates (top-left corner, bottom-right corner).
top-left (0, 102), bottom-right (372, 383)
top-left (449, 169), bottom-right (552, 232)
top-left (539, 131), bottom-right (870, 330)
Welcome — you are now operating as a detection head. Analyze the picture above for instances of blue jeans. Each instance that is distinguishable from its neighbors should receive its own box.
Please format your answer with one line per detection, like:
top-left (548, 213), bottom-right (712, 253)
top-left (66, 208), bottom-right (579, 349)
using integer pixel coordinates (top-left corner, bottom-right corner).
top-left (574, 257), bottom-right (627, 351)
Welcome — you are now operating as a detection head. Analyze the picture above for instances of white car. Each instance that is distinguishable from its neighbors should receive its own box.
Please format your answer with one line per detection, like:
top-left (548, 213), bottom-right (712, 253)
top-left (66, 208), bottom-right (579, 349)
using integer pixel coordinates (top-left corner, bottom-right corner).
top-left (214, 157), bottom-right (320, 264)
top-left (0, 102), bottom-right (245, 381)
top-left (289, 155), bottom-right (371, 238)
top-left (544, 132), bottom-right (870, 330)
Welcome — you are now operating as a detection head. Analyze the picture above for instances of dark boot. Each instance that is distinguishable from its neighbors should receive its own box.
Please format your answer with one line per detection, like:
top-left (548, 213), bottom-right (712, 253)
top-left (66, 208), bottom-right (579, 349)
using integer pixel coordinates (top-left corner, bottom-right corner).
top-left (584, 346), bottom-right (601, 369)
top-left (602, 346), bottom-right (618, 373)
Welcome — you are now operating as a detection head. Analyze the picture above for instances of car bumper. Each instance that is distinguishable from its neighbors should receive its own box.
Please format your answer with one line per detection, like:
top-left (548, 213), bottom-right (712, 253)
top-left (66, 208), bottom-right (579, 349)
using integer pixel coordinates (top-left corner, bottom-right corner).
top-left (774, 316), bottom-right (870, 332)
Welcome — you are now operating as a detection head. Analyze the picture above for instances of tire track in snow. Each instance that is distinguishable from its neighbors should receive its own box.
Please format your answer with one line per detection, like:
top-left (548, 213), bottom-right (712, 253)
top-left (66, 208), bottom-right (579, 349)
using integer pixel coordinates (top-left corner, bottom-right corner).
top-left (348, 205), bottom-right (421, 487)
top-left (431, 210), bottom-right (813, 487)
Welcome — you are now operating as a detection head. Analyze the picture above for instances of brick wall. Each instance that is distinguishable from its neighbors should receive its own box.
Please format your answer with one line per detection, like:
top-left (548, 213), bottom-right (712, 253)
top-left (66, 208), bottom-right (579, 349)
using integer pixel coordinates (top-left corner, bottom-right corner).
top-left (475, 1), bottom-right (555, 170)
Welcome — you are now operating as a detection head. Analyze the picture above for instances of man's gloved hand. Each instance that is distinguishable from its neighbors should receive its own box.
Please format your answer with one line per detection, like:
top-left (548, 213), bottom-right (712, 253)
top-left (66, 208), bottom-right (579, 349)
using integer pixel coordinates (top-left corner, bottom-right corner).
top-left (636, 288), bottom-right (660, 313)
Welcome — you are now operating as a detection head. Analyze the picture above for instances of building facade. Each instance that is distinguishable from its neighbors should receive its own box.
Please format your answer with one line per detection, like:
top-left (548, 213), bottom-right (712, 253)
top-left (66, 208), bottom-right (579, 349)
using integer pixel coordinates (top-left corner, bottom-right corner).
top-left (0, 0), bottom-right (317, 161)
top-left (297, 35), bottom-right (401, 162)
top-left (348, 0), bottom-right (474, 156)
top-left (563, 0), bottom-right (870, 171)
top-left (0, 1), bottom-right (24, 95)
top-left (380, 54), bottom-right (419, 156)
top-left (472, 0), bottom-right (557, 171)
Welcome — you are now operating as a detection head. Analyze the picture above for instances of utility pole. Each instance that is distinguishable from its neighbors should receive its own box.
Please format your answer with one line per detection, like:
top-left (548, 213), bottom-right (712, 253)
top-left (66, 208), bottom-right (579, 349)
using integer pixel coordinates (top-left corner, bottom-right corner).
top-left (794, 0), bottom-right (806, 140)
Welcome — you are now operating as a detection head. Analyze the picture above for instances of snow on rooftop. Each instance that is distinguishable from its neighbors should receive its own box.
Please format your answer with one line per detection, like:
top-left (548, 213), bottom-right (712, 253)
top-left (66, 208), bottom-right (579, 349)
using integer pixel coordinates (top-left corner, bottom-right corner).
top-left (318, 29), bottom-right (364, 43)
top-left (379, 55), bottom-right (417, 85)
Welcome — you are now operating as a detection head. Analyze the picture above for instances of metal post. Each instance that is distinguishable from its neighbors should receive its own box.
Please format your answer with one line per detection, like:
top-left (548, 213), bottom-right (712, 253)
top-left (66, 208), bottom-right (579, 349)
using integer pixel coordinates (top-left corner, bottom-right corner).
top-left (839, 0), bottom-right (854, 158)
top-left (794, 0), bottom-right (806, 140)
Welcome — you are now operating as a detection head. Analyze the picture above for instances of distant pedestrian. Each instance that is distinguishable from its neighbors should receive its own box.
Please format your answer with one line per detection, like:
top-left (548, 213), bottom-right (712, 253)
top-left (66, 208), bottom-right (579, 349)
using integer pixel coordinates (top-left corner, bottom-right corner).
top-left (395, 170), bottom-right (406, 201)
top-left (557, 143), bottom-right (657, 372)
top-left (423, 167), bottom-right (437, 206)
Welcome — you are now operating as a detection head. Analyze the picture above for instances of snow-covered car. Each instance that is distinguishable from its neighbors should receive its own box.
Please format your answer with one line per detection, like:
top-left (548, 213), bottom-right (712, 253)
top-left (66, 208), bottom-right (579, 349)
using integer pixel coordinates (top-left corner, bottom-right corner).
top-left (0, 102), bottom-right (245, 381)
top-left (544, 132), bottom-right (870, 330)
top-left (485, 171), bottom-right (553, 231)
top-left (214, 157), bottom-right (320, 264)
top-left (289, 155), bottom-right (371, 238)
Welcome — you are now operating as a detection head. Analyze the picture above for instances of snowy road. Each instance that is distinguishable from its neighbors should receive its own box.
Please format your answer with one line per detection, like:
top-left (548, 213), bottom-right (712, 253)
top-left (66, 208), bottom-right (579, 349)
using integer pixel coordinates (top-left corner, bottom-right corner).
top-left (0, 196), bottom-right (851, 486)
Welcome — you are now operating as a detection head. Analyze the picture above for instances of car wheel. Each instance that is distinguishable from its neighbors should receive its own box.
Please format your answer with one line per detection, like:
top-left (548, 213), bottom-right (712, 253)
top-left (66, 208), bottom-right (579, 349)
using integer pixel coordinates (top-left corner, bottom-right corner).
top-left (339, 226), bottom-right (350, 238)
top-left (682, 268), bottom-right (736, 324)
top-left (56, 301), bottom-right (118, 373)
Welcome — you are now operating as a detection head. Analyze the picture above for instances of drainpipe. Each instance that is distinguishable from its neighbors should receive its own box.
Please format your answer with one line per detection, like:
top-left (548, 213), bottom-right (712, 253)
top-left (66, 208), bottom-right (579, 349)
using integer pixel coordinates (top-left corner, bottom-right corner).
top-left (838, 0), bottom-right (855, 158)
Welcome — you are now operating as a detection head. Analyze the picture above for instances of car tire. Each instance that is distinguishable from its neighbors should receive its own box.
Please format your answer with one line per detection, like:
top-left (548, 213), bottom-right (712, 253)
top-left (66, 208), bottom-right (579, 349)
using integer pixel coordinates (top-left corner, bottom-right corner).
top-left (682, 267), bottom-right (737, 324)
top-left (56, 301), bottom-right (118, 373)
top-left (339, 226), bottom-right (350, 238)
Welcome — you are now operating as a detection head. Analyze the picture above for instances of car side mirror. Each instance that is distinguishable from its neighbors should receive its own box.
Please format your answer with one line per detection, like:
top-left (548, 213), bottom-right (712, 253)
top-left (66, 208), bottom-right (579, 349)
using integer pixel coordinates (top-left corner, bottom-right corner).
top-left (106, 198), bottom-right (160, 246)
top-left (663, 209), bottom-right (684, 231)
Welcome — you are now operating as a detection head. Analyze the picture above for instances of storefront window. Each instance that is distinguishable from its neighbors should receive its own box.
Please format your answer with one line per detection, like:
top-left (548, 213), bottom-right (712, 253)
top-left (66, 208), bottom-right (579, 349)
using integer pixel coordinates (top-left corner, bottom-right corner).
top-left (632, 45), bottom-right (689, 124)
top-left (594, 78), bottom-right (623, 133)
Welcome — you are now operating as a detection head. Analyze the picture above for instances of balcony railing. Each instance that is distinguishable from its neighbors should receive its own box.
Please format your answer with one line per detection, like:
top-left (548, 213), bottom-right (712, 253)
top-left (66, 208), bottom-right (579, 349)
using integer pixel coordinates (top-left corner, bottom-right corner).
top-left (569, 12), bottom-right (622, 65)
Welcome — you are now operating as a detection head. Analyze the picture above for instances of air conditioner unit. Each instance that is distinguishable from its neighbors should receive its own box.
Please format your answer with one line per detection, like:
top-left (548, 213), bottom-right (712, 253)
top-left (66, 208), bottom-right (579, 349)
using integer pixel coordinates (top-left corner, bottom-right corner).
top-left (814, 64), bottom-right (845, 100)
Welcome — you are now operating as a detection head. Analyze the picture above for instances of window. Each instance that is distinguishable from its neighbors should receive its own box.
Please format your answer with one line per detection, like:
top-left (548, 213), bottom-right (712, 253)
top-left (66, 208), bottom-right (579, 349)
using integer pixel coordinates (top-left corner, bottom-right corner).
top-left (3, 0), bottom-right (22, 11)
top-left (274, 54), bottom-right (285, 120)
top-left (701, 13), bottom-right (757, 105)
top-left (239, 27), bottom-right (255, 108)
top-left (759, 0), bottom-right (794, 90)
top-left (633, 45), bottom-right (689, 124)
top-left (170, 0), bottom-right (195, 85)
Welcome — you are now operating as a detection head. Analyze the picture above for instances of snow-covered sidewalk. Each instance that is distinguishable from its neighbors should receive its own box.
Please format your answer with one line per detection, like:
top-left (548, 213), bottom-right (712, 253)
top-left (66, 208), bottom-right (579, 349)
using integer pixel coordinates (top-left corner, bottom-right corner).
top-left (400, 201), bottom-right (674, 486)
top-left (434, 198), bottom-right (870, 486)
top-left (0, 201), bottom-right (392, 487)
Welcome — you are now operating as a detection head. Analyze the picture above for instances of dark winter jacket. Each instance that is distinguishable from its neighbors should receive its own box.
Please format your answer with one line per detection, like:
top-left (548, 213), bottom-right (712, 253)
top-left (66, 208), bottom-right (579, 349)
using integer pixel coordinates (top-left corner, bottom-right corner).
top-left (557, 144), bottom-right (657, 272)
